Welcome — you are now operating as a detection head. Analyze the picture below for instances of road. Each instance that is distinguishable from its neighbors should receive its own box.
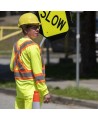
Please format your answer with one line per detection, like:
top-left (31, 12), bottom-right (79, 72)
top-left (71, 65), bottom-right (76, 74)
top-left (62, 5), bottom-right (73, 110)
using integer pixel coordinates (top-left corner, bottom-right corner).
top-left (0, 92), bottom-right (90, 109)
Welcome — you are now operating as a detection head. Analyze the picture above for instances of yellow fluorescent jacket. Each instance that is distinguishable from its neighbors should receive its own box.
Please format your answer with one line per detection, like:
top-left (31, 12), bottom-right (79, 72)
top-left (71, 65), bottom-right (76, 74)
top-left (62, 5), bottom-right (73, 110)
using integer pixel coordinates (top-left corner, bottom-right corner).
top-left (10, 37), bottom-right (49, 98)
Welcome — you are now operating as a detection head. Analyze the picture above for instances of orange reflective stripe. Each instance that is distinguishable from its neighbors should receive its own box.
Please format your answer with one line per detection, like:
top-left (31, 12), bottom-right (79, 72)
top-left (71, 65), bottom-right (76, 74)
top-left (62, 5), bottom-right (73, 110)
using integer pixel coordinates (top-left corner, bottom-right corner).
top-left (17, 57), bottom-right (27, 70)
top-left (15, 77), bottom-right (34, 80)
top-left (13, 40), bottom-right (44, 81)
top-left (36, 80), bottom-right (45, 84)
top-left (34, 73), bottom-right (44, 79)
top-left (19, 40), bottom-right (35, 54)
top-left (13, 40), bottom-right (35, 80)
top-left (20, 43), bottom-right (33, 52)
top-left (34, 73), bottom-right (45, 81)
top-left (34, 73), bottom-right (43, 76)
top-left (14, 70), bottom-right (32, 72)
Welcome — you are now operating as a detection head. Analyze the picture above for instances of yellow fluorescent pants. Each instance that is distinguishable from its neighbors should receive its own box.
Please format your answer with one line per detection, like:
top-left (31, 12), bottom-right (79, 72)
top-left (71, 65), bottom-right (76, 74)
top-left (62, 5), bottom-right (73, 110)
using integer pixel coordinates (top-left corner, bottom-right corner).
top-left (15, 97), bottom-right (32, 109)
top-left (15, 96), bottom-right (43, 109)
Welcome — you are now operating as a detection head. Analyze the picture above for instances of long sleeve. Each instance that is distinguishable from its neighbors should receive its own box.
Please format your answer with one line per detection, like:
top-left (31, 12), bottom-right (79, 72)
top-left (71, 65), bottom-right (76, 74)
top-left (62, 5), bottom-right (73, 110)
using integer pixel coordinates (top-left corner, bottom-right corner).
top-left (10, 48), bottom-right (15, 72)
top-left (28, 44), bottom-right (49, 96)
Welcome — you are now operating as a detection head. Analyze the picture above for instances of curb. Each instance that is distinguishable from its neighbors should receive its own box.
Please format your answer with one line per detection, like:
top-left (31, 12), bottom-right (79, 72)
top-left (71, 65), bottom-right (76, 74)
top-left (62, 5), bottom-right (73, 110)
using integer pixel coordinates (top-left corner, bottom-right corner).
top-left (51, 94), bottom-right (98, 109)
top-left (0, 88), bottom-right (98, 109)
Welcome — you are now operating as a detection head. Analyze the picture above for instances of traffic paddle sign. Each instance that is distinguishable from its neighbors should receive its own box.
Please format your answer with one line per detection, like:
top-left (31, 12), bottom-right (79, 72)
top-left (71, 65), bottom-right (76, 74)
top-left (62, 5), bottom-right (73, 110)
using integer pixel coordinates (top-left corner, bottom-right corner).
top-left (36, 11), bottom-right (70, 40)
top-left (38, 11), bottom-right (69, 37)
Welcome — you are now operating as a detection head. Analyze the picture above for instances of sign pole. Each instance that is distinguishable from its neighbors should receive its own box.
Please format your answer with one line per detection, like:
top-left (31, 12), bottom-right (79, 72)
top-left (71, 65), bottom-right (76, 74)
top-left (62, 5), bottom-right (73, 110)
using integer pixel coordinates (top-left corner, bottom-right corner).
top-left (40, 36), bottom-right (50, 65)
top-left (76, 12), bottom-right (80, 87)
top-left (46, 39), bottom-right (50, 64)
top-left (40, 37), bottom-right (46, 47)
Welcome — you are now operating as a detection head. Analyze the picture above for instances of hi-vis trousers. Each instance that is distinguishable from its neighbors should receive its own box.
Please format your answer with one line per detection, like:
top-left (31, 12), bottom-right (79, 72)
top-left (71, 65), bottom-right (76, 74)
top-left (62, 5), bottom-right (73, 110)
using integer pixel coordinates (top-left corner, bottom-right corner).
top-left (15, 97), bottom-right (32, 109)
top-left (15, 96), bottom-right (43, 109)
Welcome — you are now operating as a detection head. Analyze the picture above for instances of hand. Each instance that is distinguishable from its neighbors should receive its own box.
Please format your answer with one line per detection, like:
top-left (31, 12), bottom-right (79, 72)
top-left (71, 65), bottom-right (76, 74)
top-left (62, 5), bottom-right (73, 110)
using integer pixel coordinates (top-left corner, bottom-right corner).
top-left (44, 93), bottom-right (51, 103)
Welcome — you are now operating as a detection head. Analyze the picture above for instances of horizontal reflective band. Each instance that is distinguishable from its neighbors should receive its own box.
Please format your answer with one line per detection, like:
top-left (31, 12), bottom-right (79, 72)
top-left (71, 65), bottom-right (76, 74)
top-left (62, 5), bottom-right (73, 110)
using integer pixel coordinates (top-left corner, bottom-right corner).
top-left (36, 80), bottom-right (45, 84)
top-left (34, 75), bottom-right (45, 81)
top-left (14, 69), bottom-right (32, 72)
top-left (14, 72), bottom-right (34, 78)
top-left (15, 77), bottom-right (34, 80)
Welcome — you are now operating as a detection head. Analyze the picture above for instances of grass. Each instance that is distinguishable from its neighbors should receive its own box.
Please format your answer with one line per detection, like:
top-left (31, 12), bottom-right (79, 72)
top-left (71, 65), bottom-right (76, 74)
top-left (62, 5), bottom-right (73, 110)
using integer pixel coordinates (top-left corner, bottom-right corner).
top-left (49, 86), bottom-right (98, 101)
top-left (0, 82), bottom-right (16, 88)
top-left (1, 81), bottom-right (98, 101)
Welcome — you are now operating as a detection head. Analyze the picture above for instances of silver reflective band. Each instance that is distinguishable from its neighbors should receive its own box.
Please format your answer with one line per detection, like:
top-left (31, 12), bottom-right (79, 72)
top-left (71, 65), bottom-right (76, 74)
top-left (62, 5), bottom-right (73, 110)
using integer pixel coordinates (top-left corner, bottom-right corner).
top-left (15, 72), bottom-right (34, 78)
top-left (35, 75), bottom-right (45, 81)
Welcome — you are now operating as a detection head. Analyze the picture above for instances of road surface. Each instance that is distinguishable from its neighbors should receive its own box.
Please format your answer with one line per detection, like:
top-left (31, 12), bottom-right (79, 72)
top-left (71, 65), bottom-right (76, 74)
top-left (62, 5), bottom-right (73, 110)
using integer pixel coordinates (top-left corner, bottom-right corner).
top-left (0, 92), bottom-right (90, 109)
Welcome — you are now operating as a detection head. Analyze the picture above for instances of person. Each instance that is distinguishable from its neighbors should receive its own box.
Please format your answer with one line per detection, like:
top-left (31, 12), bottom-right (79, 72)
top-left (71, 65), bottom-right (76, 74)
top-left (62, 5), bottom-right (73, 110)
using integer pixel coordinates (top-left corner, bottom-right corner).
top-left (10, 12), bottom-right (51, 109)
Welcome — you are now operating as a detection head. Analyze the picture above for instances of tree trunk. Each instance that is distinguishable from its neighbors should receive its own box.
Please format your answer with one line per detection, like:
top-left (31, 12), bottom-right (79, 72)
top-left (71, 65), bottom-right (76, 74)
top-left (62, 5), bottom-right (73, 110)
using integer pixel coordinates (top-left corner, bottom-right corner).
top-left (80, 11), bottom-right (97, 77)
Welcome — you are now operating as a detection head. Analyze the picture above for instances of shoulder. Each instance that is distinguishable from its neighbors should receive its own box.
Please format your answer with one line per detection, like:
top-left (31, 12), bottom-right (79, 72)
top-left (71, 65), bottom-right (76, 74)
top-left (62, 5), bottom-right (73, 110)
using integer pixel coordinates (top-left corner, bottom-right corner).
top-left (27, 42), bottom-right (40, 53)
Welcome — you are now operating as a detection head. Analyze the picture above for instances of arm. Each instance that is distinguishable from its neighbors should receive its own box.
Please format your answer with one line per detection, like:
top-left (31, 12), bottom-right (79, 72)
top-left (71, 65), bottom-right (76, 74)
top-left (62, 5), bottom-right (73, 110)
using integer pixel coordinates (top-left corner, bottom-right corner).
top-left (29, 45), bottom-right (50, 102)
top-left (10, 48), bottom-right (15, 72)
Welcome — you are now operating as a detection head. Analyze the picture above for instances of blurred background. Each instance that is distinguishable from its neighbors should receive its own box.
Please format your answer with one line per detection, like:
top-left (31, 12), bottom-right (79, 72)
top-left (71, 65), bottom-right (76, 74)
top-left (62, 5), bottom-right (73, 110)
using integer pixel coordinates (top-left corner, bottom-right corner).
top-left (0, 11), bottom-right (98, 83)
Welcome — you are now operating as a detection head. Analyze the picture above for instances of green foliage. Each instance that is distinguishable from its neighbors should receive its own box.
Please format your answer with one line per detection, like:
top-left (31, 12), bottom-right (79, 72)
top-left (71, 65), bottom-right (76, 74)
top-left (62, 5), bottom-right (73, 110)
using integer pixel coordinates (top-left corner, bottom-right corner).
top-left (49, 86), bottom-right (98, 101)
top-left (0, 82), bottom-right (16, 88)
top-left (1, 82), bottom-right (98, 101)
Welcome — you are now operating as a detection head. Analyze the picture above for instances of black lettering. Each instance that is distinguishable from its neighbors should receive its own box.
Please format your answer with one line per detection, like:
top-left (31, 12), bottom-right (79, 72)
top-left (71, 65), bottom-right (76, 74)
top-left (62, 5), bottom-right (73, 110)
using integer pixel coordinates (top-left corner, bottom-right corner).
top-left (52, 15), bottom-right (59, 26)
top-left (57, 18), bottom-right (66, 30)
top-left (40, 11), bottom-right (46, 18)
top-left (45, 11), bottom-right (51, 23)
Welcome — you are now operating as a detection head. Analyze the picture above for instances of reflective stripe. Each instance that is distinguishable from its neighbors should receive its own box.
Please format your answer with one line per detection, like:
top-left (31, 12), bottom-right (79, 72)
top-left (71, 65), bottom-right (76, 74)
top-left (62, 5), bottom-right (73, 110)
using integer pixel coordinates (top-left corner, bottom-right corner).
top-left (20, 41), bottom-right (33, 53)
top-left (35, 75), bottom-right (45, 81)
top-left (14, 59), bottom-right (25, 70)
top-left (15, 77), bottom-right (33, 80)
top-left (13, 40), bottom-right (45, 81)
top-left (36, 80), bottom-right (45, 84)
top-left (13, 40), bottom-right (34, 80)
top-left (15, 71), bottom-right (34, 78)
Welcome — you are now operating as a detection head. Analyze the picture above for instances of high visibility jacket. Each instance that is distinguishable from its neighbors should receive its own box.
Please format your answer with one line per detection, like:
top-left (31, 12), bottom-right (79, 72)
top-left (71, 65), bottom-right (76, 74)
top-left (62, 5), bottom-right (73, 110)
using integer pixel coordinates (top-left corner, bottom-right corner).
top-left (10, 37), bottom-right (49, 99)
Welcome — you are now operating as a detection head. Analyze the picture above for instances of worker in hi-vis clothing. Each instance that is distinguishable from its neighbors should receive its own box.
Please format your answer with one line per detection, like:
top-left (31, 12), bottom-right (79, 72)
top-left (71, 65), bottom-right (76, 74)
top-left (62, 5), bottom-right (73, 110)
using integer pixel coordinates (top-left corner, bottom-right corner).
top-left (10, 12), bottom-right (51, 109)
